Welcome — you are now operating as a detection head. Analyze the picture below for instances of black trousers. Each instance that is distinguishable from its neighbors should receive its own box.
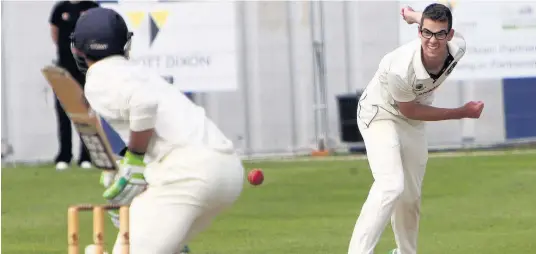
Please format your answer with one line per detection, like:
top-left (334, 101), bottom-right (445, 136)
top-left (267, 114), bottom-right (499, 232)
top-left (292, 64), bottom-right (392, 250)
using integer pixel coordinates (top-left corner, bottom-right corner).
top-left (54, 63), bottom-right (91, 164)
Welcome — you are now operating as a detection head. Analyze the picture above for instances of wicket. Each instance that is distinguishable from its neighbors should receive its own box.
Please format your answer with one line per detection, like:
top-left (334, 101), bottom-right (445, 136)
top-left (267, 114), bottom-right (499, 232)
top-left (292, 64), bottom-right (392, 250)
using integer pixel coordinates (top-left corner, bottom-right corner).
top-left (68, 204), bottom-right (129, 254)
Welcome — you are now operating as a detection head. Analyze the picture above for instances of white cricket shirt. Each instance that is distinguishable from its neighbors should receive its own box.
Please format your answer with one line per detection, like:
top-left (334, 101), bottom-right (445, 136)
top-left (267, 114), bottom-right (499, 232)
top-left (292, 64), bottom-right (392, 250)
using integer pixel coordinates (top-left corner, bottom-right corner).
top-left (84, 56), bottom-right (234, 164)
top-left (357, 33), bottom-right (465, 127)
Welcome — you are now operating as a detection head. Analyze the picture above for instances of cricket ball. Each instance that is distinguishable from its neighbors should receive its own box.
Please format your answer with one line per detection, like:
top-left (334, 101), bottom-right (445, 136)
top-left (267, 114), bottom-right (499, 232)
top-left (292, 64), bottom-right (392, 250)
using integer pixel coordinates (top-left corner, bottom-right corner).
top-left (247, 168), bottom-right (264, 186)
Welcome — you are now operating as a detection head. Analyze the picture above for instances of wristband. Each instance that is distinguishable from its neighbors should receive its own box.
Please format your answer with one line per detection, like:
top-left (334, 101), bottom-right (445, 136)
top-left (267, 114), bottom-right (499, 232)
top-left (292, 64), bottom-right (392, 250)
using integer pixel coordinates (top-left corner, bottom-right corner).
top-left (127, 149), bottom-right (145, 157)
top-left (122, 150), bottom-right (145, 166)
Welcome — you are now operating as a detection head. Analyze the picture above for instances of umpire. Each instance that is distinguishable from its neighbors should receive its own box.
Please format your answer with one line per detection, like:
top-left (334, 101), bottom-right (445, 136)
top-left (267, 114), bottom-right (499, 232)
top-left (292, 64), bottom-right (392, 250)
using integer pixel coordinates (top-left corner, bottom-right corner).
top-left (49, 1), bottom-right (99, 170)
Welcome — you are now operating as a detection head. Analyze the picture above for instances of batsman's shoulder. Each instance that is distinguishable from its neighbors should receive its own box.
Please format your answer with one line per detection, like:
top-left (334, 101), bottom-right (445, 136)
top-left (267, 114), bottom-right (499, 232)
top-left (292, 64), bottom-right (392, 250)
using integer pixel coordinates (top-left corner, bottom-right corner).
top-left (84, 73), bottom-right (124, 105)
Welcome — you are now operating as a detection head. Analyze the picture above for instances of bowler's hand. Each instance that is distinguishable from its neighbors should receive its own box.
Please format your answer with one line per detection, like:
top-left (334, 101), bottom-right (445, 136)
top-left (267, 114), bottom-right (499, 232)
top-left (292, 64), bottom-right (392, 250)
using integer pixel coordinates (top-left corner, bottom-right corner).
top-left (461, 101), bottom-right (484, 119)
top-left (401, 6), bottom-right (417, 24)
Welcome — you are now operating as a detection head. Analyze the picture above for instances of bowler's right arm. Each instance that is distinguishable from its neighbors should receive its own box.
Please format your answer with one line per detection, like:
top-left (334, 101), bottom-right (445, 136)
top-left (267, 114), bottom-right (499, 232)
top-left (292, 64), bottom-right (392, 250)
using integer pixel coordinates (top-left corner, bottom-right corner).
top-left (387, 73), bottom-right (465, 121)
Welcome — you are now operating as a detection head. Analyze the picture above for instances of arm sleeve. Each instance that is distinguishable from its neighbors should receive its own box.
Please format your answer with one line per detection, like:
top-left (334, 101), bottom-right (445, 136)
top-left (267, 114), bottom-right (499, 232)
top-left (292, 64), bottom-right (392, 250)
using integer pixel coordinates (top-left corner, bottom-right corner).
top-left (126, 87), bottom-right (159, 132)
top-left (85, 73), bottom-right (159, 132)
top-left (49, 2), bottom-right (62, 26)
top-left (386, 73), bottom-right (416, 102)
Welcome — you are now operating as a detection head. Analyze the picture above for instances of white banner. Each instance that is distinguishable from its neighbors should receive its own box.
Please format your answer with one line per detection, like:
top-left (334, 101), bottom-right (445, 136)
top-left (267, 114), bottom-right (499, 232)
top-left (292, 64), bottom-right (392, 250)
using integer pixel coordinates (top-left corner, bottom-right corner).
top-left (399, 1), bottom-right (536, 80)
top-left (101, 1), bottom-right (239, 91)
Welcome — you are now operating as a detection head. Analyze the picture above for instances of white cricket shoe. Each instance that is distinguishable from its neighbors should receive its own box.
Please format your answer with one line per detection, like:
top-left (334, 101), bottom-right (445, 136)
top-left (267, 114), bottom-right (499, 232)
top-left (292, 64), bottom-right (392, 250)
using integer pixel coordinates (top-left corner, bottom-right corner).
top-left (84, 244), bottom-right (109, 254)
top-left (55, 162), bottom-right (69, 171)
top-left (80, 161), bottom-right (93, 169)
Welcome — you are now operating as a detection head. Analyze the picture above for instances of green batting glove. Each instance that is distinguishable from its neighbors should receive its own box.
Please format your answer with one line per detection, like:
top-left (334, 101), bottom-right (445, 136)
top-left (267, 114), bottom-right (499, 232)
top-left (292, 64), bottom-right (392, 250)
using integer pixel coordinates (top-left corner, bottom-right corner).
top-left (102, 151), bottom-right (147, 205)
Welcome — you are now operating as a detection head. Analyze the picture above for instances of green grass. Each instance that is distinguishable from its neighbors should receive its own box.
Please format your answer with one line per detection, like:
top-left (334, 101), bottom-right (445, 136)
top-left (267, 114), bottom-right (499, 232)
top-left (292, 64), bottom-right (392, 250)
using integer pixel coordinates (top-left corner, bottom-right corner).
top-left (2, 152), bottom-right (536, 254)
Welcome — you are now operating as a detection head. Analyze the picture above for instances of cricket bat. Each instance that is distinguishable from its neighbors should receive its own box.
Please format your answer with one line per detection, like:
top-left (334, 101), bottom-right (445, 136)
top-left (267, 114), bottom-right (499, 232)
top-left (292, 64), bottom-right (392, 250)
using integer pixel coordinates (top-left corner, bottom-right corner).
top-left (41, 65), bottom-right (119, 171)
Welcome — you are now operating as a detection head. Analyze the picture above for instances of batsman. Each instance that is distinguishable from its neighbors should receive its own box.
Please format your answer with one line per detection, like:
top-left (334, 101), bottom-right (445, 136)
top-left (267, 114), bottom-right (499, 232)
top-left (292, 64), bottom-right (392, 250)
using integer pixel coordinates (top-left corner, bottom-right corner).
top-left (70, 7), bottom-right (245, 254)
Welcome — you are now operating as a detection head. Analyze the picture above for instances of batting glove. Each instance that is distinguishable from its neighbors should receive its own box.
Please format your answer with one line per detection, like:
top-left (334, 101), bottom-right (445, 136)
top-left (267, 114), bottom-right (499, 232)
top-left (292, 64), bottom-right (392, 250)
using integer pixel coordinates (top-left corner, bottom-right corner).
top-left (102, 151), bottom-right (147, 206)
top-left (100, 170), bottom-right (117, 188)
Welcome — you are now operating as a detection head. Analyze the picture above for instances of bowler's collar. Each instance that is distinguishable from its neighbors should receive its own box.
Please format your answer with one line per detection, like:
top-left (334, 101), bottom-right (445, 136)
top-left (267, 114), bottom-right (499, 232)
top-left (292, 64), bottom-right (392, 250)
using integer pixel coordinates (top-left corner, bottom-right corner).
top-left (412, 41), bottom-right (460, 80)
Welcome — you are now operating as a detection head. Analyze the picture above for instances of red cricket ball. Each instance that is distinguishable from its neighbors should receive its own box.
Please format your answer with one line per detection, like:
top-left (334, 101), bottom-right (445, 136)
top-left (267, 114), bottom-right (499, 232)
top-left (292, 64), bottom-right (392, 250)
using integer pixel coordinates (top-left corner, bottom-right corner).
top-left (247, 168), bottom-right (264, 186)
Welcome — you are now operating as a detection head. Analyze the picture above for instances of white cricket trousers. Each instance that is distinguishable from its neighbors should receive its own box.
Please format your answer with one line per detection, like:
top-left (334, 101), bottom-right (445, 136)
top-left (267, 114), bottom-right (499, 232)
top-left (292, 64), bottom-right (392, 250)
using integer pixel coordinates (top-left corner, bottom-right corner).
top-left (348, 118), bottom-right (428, 254)
top-left (111, 147), bottom-right (244, 254)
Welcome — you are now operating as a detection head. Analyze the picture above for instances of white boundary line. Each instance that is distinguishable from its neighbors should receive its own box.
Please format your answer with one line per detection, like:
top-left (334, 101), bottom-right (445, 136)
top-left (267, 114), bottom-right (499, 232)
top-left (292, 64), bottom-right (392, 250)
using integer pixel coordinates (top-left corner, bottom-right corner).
top-left (244, 149), bottom-right (536, 164)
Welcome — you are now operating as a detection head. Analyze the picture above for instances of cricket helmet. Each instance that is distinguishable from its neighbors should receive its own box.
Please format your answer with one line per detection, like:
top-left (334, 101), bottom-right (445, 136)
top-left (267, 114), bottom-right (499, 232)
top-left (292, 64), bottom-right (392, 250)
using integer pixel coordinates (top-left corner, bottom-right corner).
top-left (70, 7), bottom-right (133, 74)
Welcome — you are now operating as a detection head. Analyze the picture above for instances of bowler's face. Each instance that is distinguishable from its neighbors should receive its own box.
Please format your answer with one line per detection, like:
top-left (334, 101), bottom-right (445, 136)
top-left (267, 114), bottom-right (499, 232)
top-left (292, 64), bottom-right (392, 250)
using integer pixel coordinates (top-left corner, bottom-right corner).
top-left (419, 18), bottom-right (454, 58)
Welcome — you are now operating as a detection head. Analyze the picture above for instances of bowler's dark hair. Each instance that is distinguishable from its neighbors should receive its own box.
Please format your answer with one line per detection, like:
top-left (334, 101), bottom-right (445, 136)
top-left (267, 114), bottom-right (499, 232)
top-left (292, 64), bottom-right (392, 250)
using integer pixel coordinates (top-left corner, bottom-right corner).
top-left (421, 3), bottom-right (452, 31)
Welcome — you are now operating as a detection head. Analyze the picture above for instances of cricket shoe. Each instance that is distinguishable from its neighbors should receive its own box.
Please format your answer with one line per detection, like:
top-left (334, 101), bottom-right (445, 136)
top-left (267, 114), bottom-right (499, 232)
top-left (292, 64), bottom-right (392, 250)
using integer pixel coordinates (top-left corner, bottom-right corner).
top-left (84, 244), bottom-right (108, 254)
top-left (80, 161), bottom-right (93, 169)
top-left (56, 161), bottom-right (69, 171)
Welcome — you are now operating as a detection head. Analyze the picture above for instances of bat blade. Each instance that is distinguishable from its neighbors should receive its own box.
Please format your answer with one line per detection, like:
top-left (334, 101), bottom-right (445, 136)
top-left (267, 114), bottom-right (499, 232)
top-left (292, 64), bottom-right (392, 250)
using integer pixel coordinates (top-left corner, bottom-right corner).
top-left (41, 65), bottom-right (119, 171)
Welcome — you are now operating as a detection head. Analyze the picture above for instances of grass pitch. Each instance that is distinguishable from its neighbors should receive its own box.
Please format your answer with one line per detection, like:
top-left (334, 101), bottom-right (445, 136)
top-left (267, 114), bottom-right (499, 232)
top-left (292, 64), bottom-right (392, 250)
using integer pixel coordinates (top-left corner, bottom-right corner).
top-left (2, 151), bottom-right (536, 254)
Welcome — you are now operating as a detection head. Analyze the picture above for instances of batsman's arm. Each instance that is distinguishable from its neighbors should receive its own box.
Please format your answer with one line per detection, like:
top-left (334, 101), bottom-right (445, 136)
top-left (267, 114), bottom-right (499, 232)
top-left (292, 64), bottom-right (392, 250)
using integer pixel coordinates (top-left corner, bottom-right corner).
top-left (387, 73), bottom-right (464, 121)
top-left (126, 86), bottom-right (159, 155)
top-left (99, 84), bottom-right (157, 203)
top-left (128, 129), bottom-right (154, 156)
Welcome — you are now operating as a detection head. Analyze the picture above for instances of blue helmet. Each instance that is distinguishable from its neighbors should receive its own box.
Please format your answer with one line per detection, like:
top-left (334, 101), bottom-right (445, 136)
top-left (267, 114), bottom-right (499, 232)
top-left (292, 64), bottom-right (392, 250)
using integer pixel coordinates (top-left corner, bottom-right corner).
top-left (70, 7), bottom-right (133, 74)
